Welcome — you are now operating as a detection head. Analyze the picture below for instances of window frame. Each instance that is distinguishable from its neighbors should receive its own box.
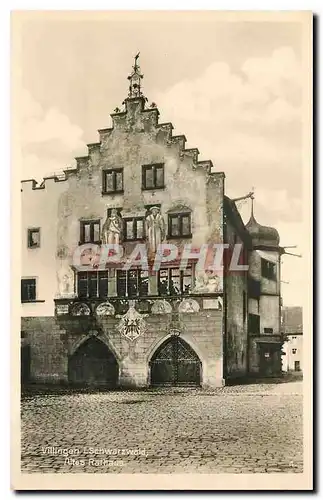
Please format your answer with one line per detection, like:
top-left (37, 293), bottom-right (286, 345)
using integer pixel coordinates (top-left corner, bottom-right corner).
top-left (158, 267), bottom-right (193, 296)
top-left (77, 271), bottom-right (109, 299)
top-left (142, 163), bottom-right (165, 191)
top-left (116, 269), bottom-right (149, 298)
top-left (167, 212), bottom-right (192, 239)
top-left (21, 278), bottom-right (37, 302)
top-left (27, 228), bottom-right (41, 249)
top-left (261, 258), bottom-right (276, 281)
top-left (79, 219), bottom-right (101, 245)
top-left (102, 168), bottom-right (124, 194)
top-left (123, 217), bottom-right (145, 242)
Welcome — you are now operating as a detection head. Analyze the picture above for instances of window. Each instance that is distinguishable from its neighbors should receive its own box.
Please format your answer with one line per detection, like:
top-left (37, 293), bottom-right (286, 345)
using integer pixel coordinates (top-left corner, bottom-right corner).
top-left (248, 313), bottom-right (260, 334)
top-left (168, 213), bottom-right (192, 238)
top-left (77, 271), bottom-right (109, 299)
top-left (80, 220), bottom-right (101, 244)
top-left (248, 277), bottom-right (261, 298)
top-left (292, 348), bottom-right (297, 355)
top-left (116, 270), bottom-right (149, 298)
top-left (27, 228), bottom-right (40, 248)
top-left (21, 278), bottom-right (36, 302)
top-left (261, 258), bottom-right (276, 281)
top-left (102, 169), bottom-right (123, 194)
top-left (158, 267), bottom-right (192, 296)
top-left (142, 164), bottom-right (164, 190)
top-left (123, 217), bottom-right (145, 241)
top-left (264, 327), bottom-right (273, 334)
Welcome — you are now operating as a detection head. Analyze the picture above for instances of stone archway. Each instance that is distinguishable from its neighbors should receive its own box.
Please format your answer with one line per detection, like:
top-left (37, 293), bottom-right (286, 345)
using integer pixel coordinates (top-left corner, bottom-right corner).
top-left (150, 336), bottom-right (201, 387)
top-left (68, 336), bottom-right (118, 387)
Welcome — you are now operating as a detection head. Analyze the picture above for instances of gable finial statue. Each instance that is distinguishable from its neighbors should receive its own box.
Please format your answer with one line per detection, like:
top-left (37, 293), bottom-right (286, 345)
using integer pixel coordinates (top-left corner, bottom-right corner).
top-left (101, 208), bottom-right (123, 245)
top-left (127, 52), bottom-right (144, 99)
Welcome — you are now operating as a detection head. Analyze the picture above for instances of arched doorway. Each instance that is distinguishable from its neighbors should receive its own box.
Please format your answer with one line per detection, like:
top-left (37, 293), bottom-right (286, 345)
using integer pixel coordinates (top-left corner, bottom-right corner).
top-left (68, 337), bottom-right (118, 387)
top-left (150, 336), bottom-right (201, 387)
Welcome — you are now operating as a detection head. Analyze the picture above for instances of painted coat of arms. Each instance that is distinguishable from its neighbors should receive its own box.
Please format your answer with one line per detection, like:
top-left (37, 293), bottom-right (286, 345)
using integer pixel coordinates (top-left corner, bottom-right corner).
top-left (117, 306), bottom-right (146, 341)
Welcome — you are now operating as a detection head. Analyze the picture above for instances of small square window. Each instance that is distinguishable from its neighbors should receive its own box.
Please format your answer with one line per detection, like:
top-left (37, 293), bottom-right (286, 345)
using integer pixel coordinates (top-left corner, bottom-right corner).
top-left (80, 220), bottom-right (101, 244)
top-left (168, 213), bottom-right (192, 238)
top-left (102, 169), bottom-right (124, 194)
top-left (123, 218), bottom-right (145, 241)
top-left (27, 228), bottom-right (40, 248)
top-left (261, 258), bottom-right (276, 281)
top-left (264, 327), bottom-right (273, 334)
top-left (292, 348), bottom-right (297, 354)
top-left (142, 164), bottom-right (165, 190)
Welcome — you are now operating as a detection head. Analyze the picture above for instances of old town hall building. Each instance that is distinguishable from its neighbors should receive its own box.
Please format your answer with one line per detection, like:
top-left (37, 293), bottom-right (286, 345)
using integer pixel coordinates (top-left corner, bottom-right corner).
top-left (21, 56), bottom-right (284, 388)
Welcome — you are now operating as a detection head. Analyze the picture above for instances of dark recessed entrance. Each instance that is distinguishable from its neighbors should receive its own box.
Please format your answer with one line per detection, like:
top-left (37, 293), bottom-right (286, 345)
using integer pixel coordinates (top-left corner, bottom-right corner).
top-left (21, 345), bottom-right (30, 384)
top-left (68, 337), bottom-right (118, 387)
top-left (259, 343), bottom-right (281, 377)
top-left (150, 336), bottom-right (201, 387)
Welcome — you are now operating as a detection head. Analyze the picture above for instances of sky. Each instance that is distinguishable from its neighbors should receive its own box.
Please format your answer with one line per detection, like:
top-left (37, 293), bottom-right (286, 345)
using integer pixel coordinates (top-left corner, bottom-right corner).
top-left (17, 12), bottom-right (310, 307)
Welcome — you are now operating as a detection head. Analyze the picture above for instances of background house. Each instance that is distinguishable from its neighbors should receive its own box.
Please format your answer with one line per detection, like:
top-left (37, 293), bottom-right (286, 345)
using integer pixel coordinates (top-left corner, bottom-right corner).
top-left (282, 306), bottom-right (303, 372)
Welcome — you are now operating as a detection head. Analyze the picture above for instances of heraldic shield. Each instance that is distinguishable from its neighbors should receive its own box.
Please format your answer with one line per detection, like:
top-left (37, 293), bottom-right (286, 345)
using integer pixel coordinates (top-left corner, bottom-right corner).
top-left (117, 306), bottom-right (146, 341)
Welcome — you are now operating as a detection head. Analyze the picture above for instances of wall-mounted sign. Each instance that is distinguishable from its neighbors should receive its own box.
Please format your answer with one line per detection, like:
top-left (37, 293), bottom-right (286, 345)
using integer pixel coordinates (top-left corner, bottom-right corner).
top-left (56, 304), bottom-right (69, 315)
top-left (203, 299), bottom-right (219, 310)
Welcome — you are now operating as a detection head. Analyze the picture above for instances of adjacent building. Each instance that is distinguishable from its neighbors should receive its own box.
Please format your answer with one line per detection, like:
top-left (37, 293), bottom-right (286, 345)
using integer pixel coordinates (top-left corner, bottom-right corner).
top-left (21, 56), bottom-right (285, 388)
top-left (282, 306), bottom-right (303, 372)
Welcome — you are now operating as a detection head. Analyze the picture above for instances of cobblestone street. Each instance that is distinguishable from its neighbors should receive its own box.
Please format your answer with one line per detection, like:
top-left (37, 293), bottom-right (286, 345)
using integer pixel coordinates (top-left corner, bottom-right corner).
top-left (21, 381), bottom-right (303, 474)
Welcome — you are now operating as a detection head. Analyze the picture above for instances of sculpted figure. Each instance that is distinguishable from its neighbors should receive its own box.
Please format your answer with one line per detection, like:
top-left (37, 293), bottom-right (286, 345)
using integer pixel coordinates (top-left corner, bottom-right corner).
top-left (57, 264), bottom-right (75, 297)
top-left (101, 209), bottom-right (123, 245)
top-left (145, 206), bottom-right (166, 254)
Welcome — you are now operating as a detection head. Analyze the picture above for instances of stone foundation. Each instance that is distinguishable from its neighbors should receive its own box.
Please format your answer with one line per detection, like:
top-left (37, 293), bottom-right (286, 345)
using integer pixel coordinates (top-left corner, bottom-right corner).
top-left (21, 309), bottom-right (224, 388)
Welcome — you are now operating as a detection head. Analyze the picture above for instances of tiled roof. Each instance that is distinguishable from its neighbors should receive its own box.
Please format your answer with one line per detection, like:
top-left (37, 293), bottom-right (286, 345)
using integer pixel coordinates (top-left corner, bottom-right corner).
top-left (282, 306), bottom-right (303, 334)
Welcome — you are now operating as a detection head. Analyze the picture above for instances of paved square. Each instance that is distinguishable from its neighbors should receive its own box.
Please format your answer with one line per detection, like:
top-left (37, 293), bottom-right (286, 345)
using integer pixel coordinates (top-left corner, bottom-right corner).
top-left (21, 381), bottom-right (303, 474)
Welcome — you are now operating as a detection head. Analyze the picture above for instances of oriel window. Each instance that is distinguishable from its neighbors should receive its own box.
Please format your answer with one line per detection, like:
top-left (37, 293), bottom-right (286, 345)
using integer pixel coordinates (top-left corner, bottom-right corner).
top-left (158, 267), bottom-right (192, 296)
top-left (116, 270), bottom-right (149, 298)
top-left (142, 164), bottom-right (164, 190)
top-left (77, 271), bottom-right (109, 299)
top-left (102, 169), bottom-right (124, 194)
top-left (80, 220), bottom-right (101, 244)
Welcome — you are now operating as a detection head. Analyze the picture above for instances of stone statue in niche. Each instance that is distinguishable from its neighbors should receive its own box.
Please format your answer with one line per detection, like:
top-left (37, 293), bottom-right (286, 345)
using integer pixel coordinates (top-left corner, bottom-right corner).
top-left (145, 206), bottom-right (166, 255)
top-left (56, 245), bottom-right (68, 260)
top-left (178, 298), bottom-right (200, 313)
top-left (151, 300), bottom-right (172, 315)
top-left (193, 271), bottom-right (222, 293)
top-left (101, 209), bottom-right (123, 245)
top-left (96, 301), bottom-right (115, 316)
top-left (57, 264), bottom-right (75, 298)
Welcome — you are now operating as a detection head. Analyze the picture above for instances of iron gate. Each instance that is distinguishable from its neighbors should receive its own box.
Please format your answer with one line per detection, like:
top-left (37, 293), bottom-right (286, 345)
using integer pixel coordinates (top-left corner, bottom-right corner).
top-left (150, 336), bottom-right (201, 386)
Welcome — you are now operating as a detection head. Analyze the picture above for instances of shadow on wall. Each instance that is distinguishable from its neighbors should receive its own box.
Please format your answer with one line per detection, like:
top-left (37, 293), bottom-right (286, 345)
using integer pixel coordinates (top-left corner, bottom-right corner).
top-left (225, 371), bottom-right (303, 386)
